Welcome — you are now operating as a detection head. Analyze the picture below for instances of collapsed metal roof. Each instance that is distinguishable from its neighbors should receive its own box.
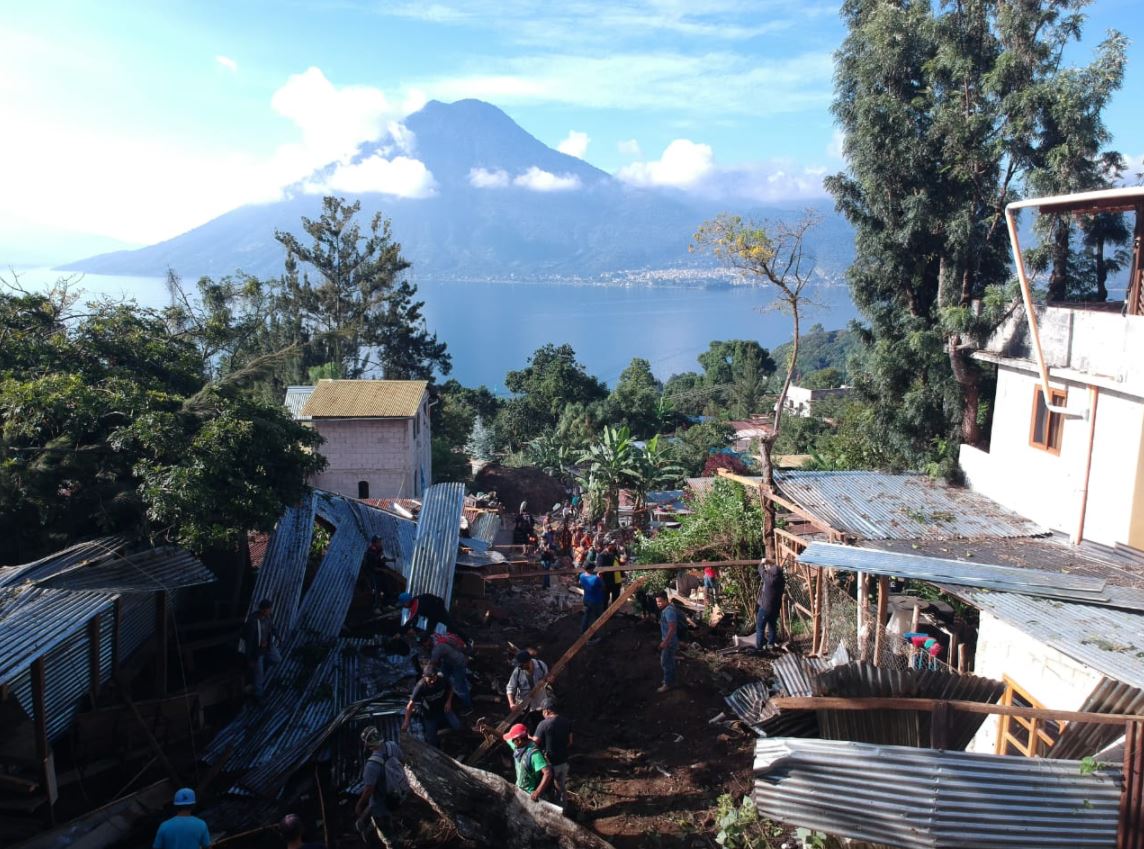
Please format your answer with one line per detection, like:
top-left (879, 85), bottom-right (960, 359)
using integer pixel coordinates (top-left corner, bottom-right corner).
top-left (774, 471), bottom-right (1045, 541)
top-left (753, 737), bottom-right (1122, 849)
top-left (1050, 678), bottom-right (1144, 761)
top-left (205, 485), bottom-right (461, 794)
top-left (798, 542), bottom-right (1144, 609)
top-left (0, 536), bottom-right (129, 587)
top-left (33, 547), bottom-right (216, 593)
top-left (727, 658), bottom-right (1002, 751)
top-left (0, 586), bottom-right (115, 687)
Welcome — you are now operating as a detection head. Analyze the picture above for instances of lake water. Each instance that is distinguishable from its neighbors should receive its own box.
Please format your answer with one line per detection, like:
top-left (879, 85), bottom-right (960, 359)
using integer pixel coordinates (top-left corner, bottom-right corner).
top-left (11, 269), bottom-right (857, 390)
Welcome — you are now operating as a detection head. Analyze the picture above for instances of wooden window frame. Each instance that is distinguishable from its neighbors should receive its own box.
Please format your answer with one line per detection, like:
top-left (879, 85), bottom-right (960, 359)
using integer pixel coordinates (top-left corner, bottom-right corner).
top-left (1028, 386), bottom-right (1067, 455)
top-left (995, 676), bottom-right (1063, 757)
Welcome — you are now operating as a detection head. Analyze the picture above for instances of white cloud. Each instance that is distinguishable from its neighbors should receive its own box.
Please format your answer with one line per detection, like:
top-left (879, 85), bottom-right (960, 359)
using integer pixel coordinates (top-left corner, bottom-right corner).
top-left (468, 167), bottom-right (511, 188)
top-left (827, 128), bottom-right (845, 160)
top-left (617, 138), bottom-right (642, 158)
top-left (512, 167), bottom-right (581, 192)
top-left (618, 139), bottom-right (714, 188)
top-left (307, 154), bottom-right (437, 197)
top-left (556, 130), bottom-right (589, 159)
top-left (215, 55), bottom-right (238, 72)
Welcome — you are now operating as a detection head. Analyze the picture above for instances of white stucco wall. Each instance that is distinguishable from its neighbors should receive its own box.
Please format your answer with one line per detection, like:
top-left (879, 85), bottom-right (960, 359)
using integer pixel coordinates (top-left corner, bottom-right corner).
top-left (960, 365), bottom-right (1144, 547)
top-left (967, 611), bottom-right (1102, 754)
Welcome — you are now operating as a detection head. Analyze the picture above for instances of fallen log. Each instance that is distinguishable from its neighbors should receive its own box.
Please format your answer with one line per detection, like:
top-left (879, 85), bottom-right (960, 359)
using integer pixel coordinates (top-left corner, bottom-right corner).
top-left (402, 735), bottom-right (613, 849)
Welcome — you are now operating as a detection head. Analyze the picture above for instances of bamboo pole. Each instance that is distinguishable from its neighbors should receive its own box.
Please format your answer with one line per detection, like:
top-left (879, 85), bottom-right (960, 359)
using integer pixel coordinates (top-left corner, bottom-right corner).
top-left (873, 576), bottom-right (889, 668)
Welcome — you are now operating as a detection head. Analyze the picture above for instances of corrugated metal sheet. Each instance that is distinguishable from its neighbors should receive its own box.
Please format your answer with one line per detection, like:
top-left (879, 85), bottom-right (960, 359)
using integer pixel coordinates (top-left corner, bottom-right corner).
top-left (962, 588), bottom-right (1144, 690)
top-left (0, 537), bottom-right (127, 587)
top-left (347, 497), bottom-right (417, 578)
top-left (469, 513), bottom-right (500, 548)
top-left (1051, 678), bottom-right (1144, 760)
top-left (247, 495), bottom-right (315, 631)
top-left (798, 542), bottom-right (1130, 607)
top-left (754, 737), bottom-right (1122, 849)
top-left (0, 586), bottom-right (116, 686)
top-left (774, 471), bottom-right (1046, 541)
top-left (34, 547), bottom-right (216, 593)
top-left (404, 482), bottom-right (465, 607)
top-left (725, 680), bottom-right (819, 738)
top-left (283, 385), bottom-right (314, 420)
top-left (772, 654), bottom-right (831, 698)
top-left (811, 663), bottom-right (1004, 750)
top-left (301, 379), bottom-right (427, 419)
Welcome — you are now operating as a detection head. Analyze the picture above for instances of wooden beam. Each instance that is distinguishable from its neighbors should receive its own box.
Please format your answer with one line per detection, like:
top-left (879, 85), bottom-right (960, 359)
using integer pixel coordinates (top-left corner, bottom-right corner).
top-left (715, 468), bottom-right (843, 538)
top-left (480, 559), bottom-right (762, 582)
top-left (1118, 720), bottom-right (1143, 849)
top-left (771, 695), bottom-right (1144, 726)
top-left (930, 701), bottom-right (950, 750)
top-left (30, 657), bottom-right (56, 820)
top-left (466, 576), bottom-right (648, 765)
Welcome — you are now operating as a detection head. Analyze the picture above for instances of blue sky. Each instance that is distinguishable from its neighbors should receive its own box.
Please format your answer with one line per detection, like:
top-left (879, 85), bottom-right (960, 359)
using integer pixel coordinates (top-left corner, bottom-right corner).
top-left (2, 0), bottom-right (1143, 249)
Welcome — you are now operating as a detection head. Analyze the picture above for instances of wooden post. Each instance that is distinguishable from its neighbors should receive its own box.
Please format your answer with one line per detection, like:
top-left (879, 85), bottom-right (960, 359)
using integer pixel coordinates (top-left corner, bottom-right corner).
top-left (116, 678), bottom-right (182, 785)
top-left (1117, 720), bottom-right (1143, 849)
top-left (810, 569), bottom-right (822, 655)
top-left (856, 572), bottom-right (868, 662)
top-left (958, 643), bottom-right (968, 674)
top-left (930, 701), bottom-right (950, 750)
top-left (947, 631), bottom-right (959, 675)
top-left (908, 603), bottom-right (921, 668)
top-left (30, 658), bottom-right (56, 823)
top-left (466, 576), bottom-right (647, 765)
top-left (819, 570), bottom-right (831, 655)
top-left (87, 615), bottom-right (101, 707)
top-left (873, 576), bottom-right (889, 668)
top-left (155, 591), bottom-right (168, 698)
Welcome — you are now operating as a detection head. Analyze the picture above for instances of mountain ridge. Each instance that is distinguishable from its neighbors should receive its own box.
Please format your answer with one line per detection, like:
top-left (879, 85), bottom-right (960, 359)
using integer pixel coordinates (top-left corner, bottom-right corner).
top-left (61, 99), bottom-right (854, 282)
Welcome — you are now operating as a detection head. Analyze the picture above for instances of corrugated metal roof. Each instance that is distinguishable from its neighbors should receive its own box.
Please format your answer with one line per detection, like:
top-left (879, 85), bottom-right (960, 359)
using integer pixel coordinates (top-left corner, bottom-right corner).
top-left (774, 471), bottom-right (1046, 541)
top-left (1050, 677), bottom-right (1144, 760)
top-left (961, 588), bottom-right (1144, 690)
top-left (797, 542), bottom-right (1137, 608)
top-left (301, 379), bottom-right (427, 419)
top-left (283, 385), bottom-right (314, 420)
top-left (404, 482), bottom-right (465, 609)
top-left (0, 586), bottom-right (116, 686)
top-left (468, 512), bottom-right (500, 548)
top-left (34, 547), bottom-right (216, 593)
top-left (246, 495), bottom-right (315, 632)
top-left (810, 663), bottom-right (1004, 750)
top-left (0, 537), bottom-right (127, 587)
top-left (753, 737), bottom-right (1122, 849)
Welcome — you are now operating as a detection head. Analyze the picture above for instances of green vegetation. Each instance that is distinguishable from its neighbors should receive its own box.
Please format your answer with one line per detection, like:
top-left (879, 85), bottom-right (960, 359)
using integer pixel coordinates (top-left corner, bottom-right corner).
top-left (0, 281), bottom-right (323, 559)
top-left (771, 324), bottom-right (856, 384)
top-left (826, 0), bottom-right (1126, 470)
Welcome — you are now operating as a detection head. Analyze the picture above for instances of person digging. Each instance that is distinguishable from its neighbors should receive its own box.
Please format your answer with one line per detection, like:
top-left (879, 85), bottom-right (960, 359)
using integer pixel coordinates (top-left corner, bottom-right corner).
top-left (503, 723), bottom-right (553, 803)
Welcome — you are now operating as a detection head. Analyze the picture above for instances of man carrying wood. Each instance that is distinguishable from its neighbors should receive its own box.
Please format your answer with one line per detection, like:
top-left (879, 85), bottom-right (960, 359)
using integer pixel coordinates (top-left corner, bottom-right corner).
top-left (503, 723), bottom-right (553, 803)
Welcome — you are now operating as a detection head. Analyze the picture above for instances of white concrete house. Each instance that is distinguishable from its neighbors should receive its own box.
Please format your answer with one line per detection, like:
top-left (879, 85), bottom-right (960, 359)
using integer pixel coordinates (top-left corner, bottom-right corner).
top-left (288, 379), bottom-right (432, 499)
top-left (783, 384), bottom-right (851, 418)
top-left (955, 187), bottom-right (1144, 754)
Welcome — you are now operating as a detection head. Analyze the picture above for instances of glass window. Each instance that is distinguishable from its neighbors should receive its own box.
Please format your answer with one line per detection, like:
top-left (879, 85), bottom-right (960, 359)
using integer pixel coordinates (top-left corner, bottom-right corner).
top-left (1029, 387), bottom-right (1066, 454)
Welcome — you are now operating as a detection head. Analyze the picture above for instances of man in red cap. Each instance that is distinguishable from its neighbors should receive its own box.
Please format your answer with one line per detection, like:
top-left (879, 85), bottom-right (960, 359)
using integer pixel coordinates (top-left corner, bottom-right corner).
top-left (502, 723), bottom-right (552, 802)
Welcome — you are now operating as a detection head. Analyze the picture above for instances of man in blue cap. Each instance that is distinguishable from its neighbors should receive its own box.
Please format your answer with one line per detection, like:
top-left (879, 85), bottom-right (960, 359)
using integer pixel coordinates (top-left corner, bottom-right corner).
top-left (153, 788), bottom-right (211, 849)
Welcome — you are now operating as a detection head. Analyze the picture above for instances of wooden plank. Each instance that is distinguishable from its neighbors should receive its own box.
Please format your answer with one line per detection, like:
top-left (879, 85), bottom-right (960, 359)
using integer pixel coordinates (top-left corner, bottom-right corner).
top-left (771, 695), bottom-right (1144, 726)
top-left (480, 559), bottom-right (761, 582)
top-left (930, 701), bottom-right (950, 750)
top-left (466, 576), bottom-right (648, 765)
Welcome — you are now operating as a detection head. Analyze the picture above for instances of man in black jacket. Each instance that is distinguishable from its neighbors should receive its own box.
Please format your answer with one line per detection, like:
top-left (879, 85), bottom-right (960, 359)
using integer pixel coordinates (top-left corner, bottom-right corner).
top-left (755, 562), bottom-right (785, 651)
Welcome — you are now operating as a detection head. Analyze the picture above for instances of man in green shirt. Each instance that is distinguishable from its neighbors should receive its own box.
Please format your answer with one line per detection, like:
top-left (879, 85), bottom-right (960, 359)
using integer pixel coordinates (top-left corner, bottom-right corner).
top-left (502, 723), bottom-right (552, 802)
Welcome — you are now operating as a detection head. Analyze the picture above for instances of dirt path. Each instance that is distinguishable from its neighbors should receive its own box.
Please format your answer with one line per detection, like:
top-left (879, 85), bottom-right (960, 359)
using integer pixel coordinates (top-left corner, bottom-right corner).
top-left (464, 584), bottom-right (770, 849)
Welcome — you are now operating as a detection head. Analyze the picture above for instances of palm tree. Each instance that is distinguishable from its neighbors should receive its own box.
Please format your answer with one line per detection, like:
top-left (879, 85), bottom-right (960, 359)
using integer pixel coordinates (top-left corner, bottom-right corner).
top-left (578, 425), bottom-right (640, 528)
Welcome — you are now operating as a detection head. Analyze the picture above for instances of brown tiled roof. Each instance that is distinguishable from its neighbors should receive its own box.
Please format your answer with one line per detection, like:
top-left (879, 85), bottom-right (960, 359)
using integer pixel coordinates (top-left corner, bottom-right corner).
top-left (300, 379), bottom-right (427, 419)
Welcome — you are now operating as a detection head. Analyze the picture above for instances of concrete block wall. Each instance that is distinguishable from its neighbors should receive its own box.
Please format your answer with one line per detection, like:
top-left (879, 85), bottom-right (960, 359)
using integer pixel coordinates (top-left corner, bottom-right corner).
top-left (309, 418), bottom-right (417, 498)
